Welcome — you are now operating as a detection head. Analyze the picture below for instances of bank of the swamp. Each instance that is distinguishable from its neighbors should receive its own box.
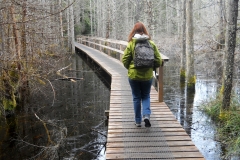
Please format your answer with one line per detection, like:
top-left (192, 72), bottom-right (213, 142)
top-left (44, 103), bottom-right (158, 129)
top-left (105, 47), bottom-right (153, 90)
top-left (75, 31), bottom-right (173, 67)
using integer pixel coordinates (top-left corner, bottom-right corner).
top-left (202, 94), bottom-right (240, 159)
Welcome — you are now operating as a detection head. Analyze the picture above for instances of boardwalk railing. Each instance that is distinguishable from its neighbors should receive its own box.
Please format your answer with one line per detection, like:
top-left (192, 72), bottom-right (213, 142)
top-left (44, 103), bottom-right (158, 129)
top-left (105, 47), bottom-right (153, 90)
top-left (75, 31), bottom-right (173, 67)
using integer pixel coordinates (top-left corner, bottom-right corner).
top-left (77, 36), bottom-right (169, 102)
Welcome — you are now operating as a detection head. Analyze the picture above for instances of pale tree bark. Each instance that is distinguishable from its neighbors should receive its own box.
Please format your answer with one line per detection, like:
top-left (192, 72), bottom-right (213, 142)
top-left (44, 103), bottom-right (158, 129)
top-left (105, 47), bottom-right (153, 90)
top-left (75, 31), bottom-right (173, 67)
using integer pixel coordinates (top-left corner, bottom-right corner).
top-left (90, 0), bottom-right (93, 36)
top-left (0, 10), bottom-right (4, 54)
top-left (146, 0), bottom-right (155, 39)
top-left (222, 0), bottom-right (239, 109)
top-left (135, 0), bottom-right (142, 23)
top-left (124, 0), bottom-right (129, 39)
top-left (67, 1), bottom-right (70, 49)
top-left (186, 0), bottom-right (195, 90)
top-left (19, 0), bottom-right (29, 109)
top-left (21, 0), bottom-right (27, 58)
top-left (165, 0), bottom-right (169, 34)
top-left (143, 1), bottom-right (148, 26)
top-left (95, 0), bottom-right (100, 37)
top-left (180, 0), bottom-right (186, 82)
top-left (59, 0), bottom-right (64, 38)
top-left (102, 0), bottom-right (106, 37)
top-left (97, 0), bottom-right (102, 37)
top-left (70, 0), bottom-right (75, 53)
top-left (217, 0), bottom-right (226, 50)
top-left (93, 0), bottom-right (96, 36)
top-left (106, 0), bottom-right (110, 38)
top-left (10, 4), bottom-right (21, 60)
top-left (111, 0), bottom-right (117, 39)
top-left (177, 0), bottom-right (181, 38)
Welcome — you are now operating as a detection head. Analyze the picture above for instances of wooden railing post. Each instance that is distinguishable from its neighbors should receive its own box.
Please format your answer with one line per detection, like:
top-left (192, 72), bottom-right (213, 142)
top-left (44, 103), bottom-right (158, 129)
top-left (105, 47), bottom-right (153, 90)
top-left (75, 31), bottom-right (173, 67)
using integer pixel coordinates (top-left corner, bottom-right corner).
top-left (99, 40), bottom-right (102, 52)
top-left (158, 64), bottom-right (164, 102)
top-left (93, 39), bottom-right (96, 49)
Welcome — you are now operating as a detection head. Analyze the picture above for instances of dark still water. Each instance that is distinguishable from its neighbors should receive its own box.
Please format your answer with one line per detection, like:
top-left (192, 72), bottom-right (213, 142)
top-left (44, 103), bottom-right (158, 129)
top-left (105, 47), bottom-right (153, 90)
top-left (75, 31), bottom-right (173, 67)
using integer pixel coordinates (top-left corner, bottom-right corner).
top-left (0, 53), bottom-right (110, 160)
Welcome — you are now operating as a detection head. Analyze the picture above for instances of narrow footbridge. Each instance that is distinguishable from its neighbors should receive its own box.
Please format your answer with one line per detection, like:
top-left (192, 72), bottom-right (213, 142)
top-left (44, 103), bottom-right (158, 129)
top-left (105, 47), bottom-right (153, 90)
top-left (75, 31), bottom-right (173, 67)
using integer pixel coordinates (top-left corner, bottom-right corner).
top-left (75, 36), bottom-right (205, 160)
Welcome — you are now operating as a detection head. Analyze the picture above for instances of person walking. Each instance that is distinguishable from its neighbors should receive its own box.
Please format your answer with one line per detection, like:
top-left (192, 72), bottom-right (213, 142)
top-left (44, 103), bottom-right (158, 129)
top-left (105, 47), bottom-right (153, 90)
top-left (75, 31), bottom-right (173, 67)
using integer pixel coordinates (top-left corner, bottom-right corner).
top-left (122, 22), bottom-right (162, 127)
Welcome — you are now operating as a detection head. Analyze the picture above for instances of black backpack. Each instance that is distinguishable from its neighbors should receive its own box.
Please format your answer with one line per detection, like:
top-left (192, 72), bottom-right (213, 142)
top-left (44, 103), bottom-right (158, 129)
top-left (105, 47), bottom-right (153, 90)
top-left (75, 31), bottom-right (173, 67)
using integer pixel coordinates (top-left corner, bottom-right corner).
top-left (134, 40), bottom-right (154, 69)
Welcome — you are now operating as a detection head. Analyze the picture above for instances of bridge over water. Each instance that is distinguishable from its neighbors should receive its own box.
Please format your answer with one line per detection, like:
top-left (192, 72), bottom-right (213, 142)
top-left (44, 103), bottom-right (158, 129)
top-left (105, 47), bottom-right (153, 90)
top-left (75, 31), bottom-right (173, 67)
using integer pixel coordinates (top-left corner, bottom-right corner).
top-left (75, 37), bottom-right (205, 160)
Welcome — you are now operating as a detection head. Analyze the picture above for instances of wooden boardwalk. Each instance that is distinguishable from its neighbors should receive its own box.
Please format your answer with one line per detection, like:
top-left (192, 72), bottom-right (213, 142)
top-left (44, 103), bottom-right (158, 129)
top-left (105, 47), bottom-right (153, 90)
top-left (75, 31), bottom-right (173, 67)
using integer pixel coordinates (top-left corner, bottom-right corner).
top-left (75, 41), bottom-right (205, 160)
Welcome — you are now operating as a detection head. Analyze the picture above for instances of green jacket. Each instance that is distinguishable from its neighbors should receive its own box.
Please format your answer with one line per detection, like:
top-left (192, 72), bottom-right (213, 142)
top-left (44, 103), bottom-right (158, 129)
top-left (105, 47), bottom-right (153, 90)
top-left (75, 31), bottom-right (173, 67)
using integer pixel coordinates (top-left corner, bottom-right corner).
top-left (122, 39), bottom-right (162, 80)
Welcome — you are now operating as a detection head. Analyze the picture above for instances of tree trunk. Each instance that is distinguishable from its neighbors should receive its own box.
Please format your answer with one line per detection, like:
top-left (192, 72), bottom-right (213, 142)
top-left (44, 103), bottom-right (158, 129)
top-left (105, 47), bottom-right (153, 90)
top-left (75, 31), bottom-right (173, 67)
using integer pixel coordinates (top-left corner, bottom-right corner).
top-left (177, 0), bottom-right (181, 38)
top-left (0, 9), bottom-right (4, 53)
top-left (165, 0), bottom-right (169, 34)
top-left (135, 0), bottom-right (141, 23)
top-left (10, 4), bottom-right (21, 60)
top-left (123, 0), bottom-right (129, 40)
top-left (180, 0), bottom-right (186, 82)
top-left (70, 0), bottom-right (75, 53)
top-left (112, 0), bottom-right (117, 39)
top-left (90, 0), bottom-right (93, 36)
top-left (186, 0), bottom-right (195, 90)
top-left (59, 0), bottom-right (64, 38)
top-left (106, 0), bottom-right (110, 38)
top-left (222, 0), bottom-right (239, 109)
top-left (217, 0), bottom-right (226, 50)
top-left (21, 0), bottom-right (27, 58)
top-left (146, 0), bottom-right (155, 39)
top-left (67, 0), bottom-right (70, 49)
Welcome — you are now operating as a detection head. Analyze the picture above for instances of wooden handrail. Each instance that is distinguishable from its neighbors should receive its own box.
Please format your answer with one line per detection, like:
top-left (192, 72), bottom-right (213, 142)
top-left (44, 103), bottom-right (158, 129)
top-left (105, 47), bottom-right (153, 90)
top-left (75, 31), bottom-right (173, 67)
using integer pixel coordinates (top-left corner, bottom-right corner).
top-left (77, 36), bottom-right (169, 102)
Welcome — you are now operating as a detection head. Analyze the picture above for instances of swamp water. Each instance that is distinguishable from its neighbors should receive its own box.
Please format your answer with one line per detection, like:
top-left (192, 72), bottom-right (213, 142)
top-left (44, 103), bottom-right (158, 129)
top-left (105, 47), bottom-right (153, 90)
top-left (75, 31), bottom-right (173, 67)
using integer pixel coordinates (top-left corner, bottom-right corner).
top-left (0, 53), bottom-right (110, 160)
top-left (0, 51), bottom-right (239, 160)
top-left (163, 51), bottom-right (240, 160)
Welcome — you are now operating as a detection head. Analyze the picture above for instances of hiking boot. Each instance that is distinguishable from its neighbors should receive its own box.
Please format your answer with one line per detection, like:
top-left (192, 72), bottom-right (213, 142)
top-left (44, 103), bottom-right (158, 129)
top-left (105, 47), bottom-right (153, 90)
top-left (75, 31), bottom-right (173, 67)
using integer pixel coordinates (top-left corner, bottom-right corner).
top-left (144, 118), bottom-right (151, 127)
top-left (135, 123), bottom-right (141, 127)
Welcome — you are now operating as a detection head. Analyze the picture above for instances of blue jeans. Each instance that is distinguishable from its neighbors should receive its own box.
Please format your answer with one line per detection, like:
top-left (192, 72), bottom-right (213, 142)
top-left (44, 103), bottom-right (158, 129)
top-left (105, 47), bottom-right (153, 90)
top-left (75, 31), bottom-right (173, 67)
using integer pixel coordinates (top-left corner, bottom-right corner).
top-left (128, 78), bottom-right (152, 123)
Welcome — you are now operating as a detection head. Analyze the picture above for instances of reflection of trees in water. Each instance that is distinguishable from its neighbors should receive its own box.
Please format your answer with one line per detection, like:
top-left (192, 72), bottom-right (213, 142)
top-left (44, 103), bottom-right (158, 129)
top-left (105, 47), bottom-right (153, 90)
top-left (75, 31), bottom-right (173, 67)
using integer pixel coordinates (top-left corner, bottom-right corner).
top-left (178, 82), bottom-right (195, 136)
top-left (0, 54), bottom-right (109, 160)
top-left (185, 89), bottom-right (195, 136)
top-left (163, 50), bottom-right (240, 159)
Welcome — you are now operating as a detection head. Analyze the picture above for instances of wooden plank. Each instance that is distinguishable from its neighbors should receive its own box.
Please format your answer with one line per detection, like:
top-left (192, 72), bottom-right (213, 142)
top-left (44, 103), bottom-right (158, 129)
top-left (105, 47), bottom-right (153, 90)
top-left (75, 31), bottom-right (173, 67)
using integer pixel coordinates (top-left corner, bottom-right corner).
top-left (108, 118), bottom-right (177, 122)
top-left (109, 112), bottom-right (174, 116)
top-left (108, 114), bottom-right (176, 118)
top-left (106, 152), bottom-right (204, 159)
top-left (108, 120), bottom-right (181, 125)
top-left (108, 123), bottom-right (184, 129)
top-left (106, 141), bottom-right (196, 147)
top-left (107, 128), bottom-right (186, 134)
top-left (107, 131), bottom-right (190, 138)
top-left (107, 136), bottom-right (192, 142)
top-left (106, 146), bottom-right (199, 153)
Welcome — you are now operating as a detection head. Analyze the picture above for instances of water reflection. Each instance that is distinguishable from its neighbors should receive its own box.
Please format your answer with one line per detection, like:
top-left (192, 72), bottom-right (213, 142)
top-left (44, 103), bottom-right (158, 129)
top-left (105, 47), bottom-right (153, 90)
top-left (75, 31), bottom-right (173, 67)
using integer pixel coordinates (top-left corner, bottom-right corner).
top-left (163, 53), bottom-right (240, 160)
top-left (164, 67), bottom-right (222, 159)
top-left (0, 53), bottom-right (109, 160)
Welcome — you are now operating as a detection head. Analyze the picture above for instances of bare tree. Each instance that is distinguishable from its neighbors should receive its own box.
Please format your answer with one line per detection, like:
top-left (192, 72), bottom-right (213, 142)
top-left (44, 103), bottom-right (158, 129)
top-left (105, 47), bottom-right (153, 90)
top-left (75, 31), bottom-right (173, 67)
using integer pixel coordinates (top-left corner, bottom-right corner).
top-left (222, 0), bottom-right (239, 109)
top-left (180, 0), bottom-right (186, 82)
top-left (186, 0), bottom-right (195, 90)
top-left (217, 0), bottom-right (226, 50)
top-left (0, 0), bottom-right (73, 114)
top-left (69, 0), bottom-right (75, 53)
